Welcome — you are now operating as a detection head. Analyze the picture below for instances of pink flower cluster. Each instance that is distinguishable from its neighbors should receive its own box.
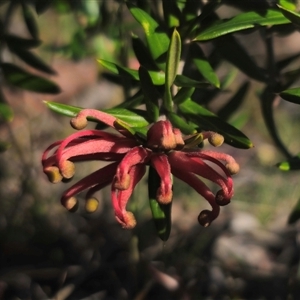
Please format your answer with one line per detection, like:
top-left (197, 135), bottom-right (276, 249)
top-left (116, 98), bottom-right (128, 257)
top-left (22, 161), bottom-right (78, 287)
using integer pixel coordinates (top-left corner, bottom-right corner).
top-left (42, 109), bottom-right (239, 229)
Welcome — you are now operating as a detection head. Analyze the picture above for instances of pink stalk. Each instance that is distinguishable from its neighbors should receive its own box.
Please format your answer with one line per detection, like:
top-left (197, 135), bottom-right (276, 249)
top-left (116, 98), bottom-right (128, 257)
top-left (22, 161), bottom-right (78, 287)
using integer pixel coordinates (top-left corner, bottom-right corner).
top-left (61, 162), bottom-right (118, 207)
top-left (171, 168), bottom-right (220, 223)
top-left (169, 151), bottom-right (232, 198)
top-left (150, 154), bottom-right (173, 204)
top-left (114, 147), bottom-right (150, 190)
top-left (200, 150), bottom-right (240, 174)
top-left (111, 164), bottom-right (146, 228)
top-left (56, 130), bottom-right (123, 162)
top-left (42, 140), bottom-right (63, 166)
top-left (71, 109), bottom-right (117, 129)
top-left (59, 138), bottom-right (138, 163)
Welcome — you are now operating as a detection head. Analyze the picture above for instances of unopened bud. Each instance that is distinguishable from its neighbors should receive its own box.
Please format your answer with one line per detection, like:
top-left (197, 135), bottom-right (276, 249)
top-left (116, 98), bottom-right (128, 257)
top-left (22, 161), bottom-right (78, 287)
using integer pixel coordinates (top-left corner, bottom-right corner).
top-left (208, 133), bottom-right (224, 147)
top-left (147, 120), bottom-right (177, 150)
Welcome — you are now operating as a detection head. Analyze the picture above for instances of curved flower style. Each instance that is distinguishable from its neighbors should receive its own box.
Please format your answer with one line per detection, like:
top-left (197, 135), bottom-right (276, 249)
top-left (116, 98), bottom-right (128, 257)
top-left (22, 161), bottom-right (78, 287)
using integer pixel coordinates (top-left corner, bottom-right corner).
top-left (42, 109), bottom-right (239, 229)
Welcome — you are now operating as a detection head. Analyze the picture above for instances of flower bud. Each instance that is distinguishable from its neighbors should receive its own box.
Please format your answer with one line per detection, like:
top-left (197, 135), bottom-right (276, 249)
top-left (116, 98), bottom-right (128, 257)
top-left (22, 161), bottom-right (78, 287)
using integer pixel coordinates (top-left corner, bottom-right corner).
top-left (147, 120), bottom-right (177, 150)
top-left (208, 133), bottom-right (224, 147)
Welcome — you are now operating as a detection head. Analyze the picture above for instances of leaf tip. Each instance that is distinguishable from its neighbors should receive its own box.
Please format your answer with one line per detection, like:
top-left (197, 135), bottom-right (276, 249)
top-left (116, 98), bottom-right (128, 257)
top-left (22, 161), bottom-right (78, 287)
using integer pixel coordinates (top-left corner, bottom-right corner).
top-left (277, 161), bottom-right (290, 171)
top-left (248, 141), bottom-right (254, 148)
top-left (97, 59), bottom-right (104, 65)
top-left (43, 100), bottom-right (51, 108)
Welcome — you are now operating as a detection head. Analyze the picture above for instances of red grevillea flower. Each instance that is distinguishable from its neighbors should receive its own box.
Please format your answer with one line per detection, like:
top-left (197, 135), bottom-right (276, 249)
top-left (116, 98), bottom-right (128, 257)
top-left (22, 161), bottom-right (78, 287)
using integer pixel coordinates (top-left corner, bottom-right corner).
top-left (42, 109), bottom-right (239, 229)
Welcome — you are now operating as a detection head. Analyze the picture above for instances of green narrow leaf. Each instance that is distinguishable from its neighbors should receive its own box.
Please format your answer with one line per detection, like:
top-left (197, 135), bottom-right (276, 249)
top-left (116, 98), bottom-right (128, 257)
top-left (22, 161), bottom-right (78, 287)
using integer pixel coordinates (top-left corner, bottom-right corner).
top-left (181, 1), bottom-right (221, 39)
top-left (69, 29), bottom-right (87, 60)
top-left (131, 35), bottom-right (158, 70)
top-left (98, 59), bottom-right (165, 85)
top-left (53, 0), bottom-right (70, 13)
top-left (195, 9), bottom-right (290, 41)
top-left (182, 0), bottom-right (203, 21)
top-left (0, 90), bottom-right (14, 152)
top-left (116, 89), bottom-right (144, 109)
top-left (280, 68), bottom-right (300, 91)
top-left (192, 68), bottom-right (238, 107)
top-left (35, 0), bottom-right (52, 14)
top-left (44, 101), bottom-right (150, 128)
top-left (5, 34), bottom-right (41, 49)
top-left (139, 66), bottom-right (160, 122)
top-left (148, 166), bottom-right (172, 241)
top-left (178, 99), bottom-right (253, 148)
top-left (276, 53), bottom-right (300, 71)
top-left (220, 67), bottom-right (239, 89)
top-left (21, 2), bottom-right (39, 39)
top-left (174, 74), bottom-right (211, 88)
top-left (277, 153), bottom-right (300, 171)
top-left (1, 63), bottom-right (60, 94)
top-left (128, 3), bottom-right (170, 69)
top-left (81, 0), bottom-right (99, 25)
top-left (0, 140), bottom-right (11, 152)
top-left (0, 91), bottom-right (13, 122)
top-left (229, 111), bottom-right (251, 130)
top-left (163, 0), bottom-right (181, 28)
top-left (277, 4), bottom-right (300, 26)
top-left (0, 103), bottom-right (13, 122)
top-left (288, 198), bottom-right (300, 224)
top-left (260, 87), bottom-right (292, 158)
top-left (164, 29), bottom-right (181, 112)
top-left (173, 87), bottom-right (195, 104)
top-left (191, 43), bottom-right (220, 88)
top-left (7, 46), bottom-right (56, 75)
top-left (280, 87), bottom-right (300, 104)
top-left (167, 112), bottom-right (197, 134)
top-left (278, 0), bottom-right (296, 11)
top-left (165, 29), bottom-right (181, 88)
top-left (213, 35), bottom-right (267, 82)
top-left (99, 59), bottom-right (210, 88)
